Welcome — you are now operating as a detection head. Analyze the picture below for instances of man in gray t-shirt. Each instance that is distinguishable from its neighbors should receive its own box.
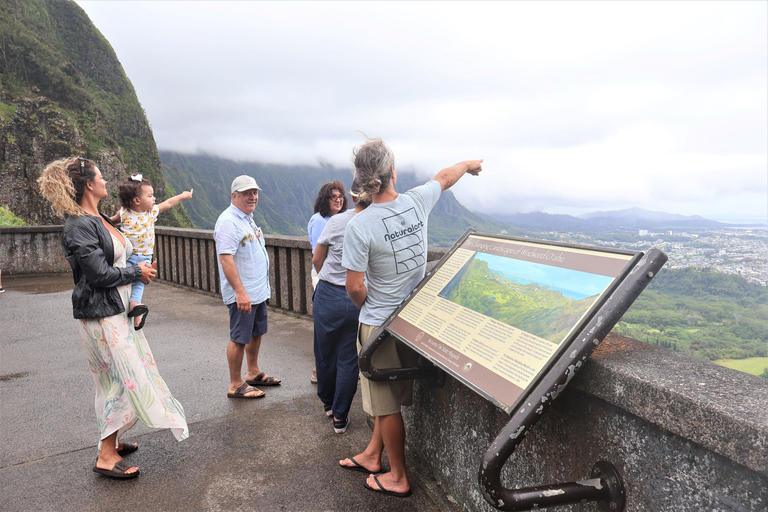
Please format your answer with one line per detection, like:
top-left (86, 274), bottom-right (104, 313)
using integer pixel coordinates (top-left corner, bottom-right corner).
top-left (342, 180), bottom-right (441, 325)
top-left (340, 143), bottom-right (482, 498)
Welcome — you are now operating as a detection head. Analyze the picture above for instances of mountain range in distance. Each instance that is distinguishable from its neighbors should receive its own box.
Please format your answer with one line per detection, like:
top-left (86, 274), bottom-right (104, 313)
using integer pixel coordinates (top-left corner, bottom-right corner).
top-left (160, 150), bottom-right (764, 240)
top-left (482, 207), bottom-right (767, 232)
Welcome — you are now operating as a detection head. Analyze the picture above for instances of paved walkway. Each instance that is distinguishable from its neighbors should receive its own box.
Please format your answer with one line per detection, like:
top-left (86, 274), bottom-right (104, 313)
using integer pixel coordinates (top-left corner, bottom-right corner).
top-left (0, 275), bottom-right (459, 512)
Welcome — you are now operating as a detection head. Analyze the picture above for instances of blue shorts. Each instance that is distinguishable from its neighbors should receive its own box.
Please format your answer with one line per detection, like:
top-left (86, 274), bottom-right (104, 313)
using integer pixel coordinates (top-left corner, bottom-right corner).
top-left (227, 301), bottom-right (268, 344)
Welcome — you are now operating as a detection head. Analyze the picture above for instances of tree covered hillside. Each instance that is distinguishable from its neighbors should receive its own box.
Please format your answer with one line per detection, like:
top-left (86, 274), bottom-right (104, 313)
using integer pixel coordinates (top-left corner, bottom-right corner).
top-left (0, 0), bottom-right (191, 227)
top-left (160, 150), bottom-right (516, 246)
top-left (614, 267), bottom-right (768, 361)
top-left (441, 258), bottom-right (598, 344)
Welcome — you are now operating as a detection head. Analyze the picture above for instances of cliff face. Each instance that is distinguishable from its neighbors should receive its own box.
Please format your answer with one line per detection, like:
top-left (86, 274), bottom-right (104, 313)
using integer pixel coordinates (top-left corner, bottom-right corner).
top-left (0, 95), bottom-right (130, 224)
top-left (0, 0), bottom-right (190, 226)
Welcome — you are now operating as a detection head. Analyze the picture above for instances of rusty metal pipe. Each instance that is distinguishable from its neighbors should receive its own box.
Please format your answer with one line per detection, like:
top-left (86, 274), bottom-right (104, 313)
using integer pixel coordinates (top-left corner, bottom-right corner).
top-left (478, 248), bottom-right (667, 511)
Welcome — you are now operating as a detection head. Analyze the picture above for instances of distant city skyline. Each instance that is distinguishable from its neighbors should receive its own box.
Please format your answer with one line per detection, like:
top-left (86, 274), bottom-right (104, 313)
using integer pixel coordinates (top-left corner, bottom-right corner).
top-left (75, 1), bottom-right (767, 224)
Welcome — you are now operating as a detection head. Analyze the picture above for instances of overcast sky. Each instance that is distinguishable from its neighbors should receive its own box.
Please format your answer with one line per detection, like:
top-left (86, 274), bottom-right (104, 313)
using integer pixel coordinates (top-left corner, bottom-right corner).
top-left (75, 1), bottom-right (767, 223)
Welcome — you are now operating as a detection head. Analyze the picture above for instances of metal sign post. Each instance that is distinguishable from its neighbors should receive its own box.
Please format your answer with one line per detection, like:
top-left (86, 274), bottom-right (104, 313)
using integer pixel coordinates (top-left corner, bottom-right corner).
top-left (358, 230), bottom-right (667, 511)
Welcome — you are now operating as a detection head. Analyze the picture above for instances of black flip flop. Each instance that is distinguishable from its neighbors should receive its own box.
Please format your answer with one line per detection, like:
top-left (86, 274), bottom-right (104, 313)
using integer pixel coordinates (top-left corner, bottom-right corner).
top-left (339, 456), bottom-right (381, 474)
top-left (128, 305), bottom-right (149, 330)
top-left (117, 442), bottom-right (138, 456)
top-left (245, 371), bottom-right (281, 386)
top-left (363, 474), bottom-right (412, 498)
top-left (227, 382), bottom-right (265, 399)
top-left (93, 459), bottom-right (140, 479)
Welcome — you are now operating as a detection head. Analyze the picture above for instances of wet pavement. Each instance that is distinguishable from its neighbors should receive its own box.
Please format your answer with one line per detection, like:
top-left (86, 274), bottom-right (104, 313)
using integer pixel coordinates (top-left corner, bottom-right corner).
top-left (0, 275), bottom-right (459, 512)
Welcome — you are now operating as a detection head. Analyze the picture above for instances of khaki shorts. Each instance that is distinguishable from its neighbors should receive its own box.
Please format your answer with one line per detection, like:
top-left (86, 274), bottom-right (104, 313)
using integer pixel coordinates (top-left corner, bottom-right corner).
top-left (357, 322), bottom-right (420, 417)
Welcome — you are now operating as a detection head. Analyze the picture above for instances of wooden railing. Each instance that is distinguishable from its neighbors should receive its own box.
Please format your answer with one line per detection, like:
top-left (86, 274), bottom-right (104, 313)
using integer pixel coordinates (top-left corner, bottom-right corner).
top-left (154, 227), bottom-right (315, 316)
top-left (1, 225), bottom-right (447, 318)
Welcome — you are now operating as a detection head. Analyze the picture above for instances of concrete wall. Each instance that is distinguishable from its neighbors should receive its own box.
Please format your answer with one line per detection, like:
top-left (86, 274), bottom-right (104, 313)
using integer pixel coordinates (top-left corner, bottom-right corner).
top-left (0, 226), bottom-right (69, 274)
top-left (1, 226), bottom-right (316, 317)
top-left (405, 334), bottom-right (768, 511)
top-left (153, 227), bottom-right (315, 317)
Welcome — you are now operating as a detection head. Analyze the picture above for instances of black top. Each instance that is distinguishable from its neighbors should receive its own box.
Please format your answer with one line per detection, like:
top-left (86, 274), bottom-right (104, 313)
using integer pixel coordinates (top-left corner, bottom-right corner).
top-left (61, 213), bottom-right (142, 319)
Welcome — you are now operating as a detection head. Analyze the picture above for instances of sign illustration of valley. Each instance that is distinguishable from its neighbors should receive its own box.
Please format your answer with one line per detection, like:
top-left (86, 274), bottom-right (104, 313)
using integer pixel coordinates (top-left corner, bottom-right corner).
top-left (386, 234), bottom-right (635, 412)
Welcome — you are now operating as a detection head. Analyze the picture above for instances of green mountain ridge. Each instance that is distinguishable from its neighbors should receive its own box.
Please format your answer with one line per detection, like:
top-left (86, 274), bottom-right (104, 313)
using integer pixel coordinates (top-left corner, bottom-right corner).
top-left (160, 150), bottom-right (517, 246)
top-left (0, 0), bottom-right (191, 227)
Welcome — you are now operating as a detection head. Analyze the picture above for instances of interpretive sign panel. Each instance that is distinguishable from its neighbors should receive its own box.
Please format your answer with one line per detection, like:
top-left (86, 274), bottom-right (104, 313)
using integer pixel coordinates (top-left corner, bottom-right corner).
top-left (384, 232), bottom-right (640, 413)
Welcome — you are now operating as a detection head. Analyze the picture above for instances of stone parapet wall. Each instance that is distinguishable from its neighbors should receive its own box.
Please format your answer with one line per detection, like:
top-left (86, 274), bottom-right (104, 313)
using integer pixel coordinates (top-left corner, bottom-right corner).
top-left (405, 334), bottom-right (768, 511)
top-left (1, 226), bottom-right (316, 317)
top-left (153, 227), bottom-right (315, 317)
top-left (0, 225), bottom-right (69, 274)
top-left (154, 226), bottom-right (220, 296)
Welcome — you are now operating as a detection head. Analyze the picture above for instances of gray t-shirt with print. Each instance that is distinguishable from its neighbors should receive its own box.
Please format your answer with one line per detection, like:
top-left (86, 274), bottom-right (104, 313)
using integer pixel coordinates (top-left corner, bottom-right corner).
top-left (342, 180), bottom-right (441, 326)
top-left (316, 208), bottom-right (356, 287)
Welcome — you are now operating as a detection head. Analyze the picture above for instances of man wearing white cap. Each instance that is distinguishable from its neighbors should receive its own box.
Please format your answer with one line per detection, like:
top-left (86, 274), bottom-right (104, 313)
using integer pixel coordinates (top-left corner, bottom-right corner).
top-left (214, 175), bottom-right (281, 399)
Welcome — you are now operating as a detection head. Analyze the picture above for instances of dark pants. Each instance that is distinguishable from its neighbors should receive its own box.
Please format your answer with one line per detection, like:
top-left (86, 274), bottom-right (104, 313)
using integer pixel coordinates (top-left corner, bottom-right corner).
top-left (313, 280), bottom-right (360, 421)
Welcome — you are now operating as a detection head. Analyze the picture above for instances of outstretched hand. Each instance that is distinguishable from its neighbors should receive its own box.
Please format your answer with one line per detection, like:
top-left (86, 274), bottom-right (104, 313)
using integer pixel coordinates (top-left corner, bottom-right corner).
top-left (138, 260), bottom-right (157, 284)
top-left (465, 159), bottom-right (483, 176)
top-left (434, 159), bottom-right (485, 191)
top-left (182, 189), bottom-right (194, 200)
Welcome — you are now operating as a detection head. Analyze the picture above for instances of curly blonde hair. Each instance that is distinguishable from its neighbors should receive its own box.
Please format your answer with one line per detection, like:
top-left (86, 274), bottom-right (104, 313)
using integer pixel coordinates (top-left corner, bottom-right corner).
top-left (37, 157), bottom-right (97, 217)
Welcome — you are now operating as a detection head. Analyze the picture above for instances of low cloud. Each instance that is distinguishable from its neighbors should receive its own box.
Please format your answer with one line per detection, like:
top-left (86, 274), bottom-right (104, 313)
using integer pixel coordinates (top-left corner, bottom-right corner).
top-left (77, 0), bottom-right (767, 222)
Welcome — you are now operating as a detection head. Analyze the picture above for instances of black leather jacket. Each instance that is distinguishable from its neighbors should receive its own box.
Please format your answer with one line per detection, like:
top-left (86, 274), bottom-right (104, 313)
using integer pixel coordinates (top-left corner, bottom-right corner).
top-left (62, 213), bottom-right (143, 319)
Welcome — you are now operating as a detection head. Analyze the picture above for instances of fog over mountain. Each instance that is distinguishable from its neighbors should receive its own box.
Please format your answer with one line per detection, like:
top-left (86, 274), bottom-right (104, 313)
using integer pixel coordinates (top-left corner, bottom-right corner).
top-left (160, 150), bottom-right (514, 246)
top-left (162, 150), bottom-right (759, 239)
top-left (74, 1), bottom-right (768, 225)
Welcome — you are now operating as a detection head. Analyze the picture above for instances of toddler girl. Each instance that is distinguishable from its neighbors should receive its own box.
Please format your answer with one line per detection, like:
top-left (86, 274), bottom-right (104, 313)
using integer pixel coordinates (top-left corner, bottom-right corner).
top-left (111, 174), bottom-right (193, 328)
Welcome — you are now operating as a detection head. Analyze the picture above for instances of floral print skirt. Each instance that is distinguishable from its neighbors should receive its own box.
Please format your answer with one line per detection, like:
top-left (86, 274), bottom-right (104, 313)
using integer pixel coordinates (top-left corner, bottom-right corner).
top-left (77, 236), bottom-right (188, 448)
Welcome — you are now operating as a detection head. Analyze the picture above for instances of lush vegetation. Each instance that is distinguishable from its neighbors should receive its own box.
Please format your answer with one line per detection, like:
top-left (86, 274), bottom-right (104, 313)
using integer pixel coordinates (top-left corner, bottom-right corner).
top-left (714, 357), bottom-right (768, 377)
top-left (441, 258), bottom-right (596, 343)
top-left (160, 150), bottom-right (515, 245)
top-left (0, 206), bottom-right (26, 226)
top-left (0, 0), bottom-right (191, 227)
top-left (613, 268), bottom-right (768, 366)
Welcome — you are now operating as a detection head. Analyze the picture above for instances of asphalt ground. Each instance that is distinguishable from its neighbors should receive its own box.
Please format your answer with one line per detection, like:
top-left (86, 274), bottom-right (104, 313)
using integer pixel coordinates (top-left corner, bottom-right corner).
top-left (0, 274), bottom-right (460, 512)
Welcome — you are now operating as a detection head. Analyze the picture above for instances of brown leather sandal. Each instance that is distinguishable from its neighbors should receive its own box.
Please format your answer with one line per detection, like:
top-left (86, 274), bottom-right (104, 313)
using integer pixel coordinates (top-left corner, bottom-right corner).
top-left (93, 459), bottom-right (140, 479)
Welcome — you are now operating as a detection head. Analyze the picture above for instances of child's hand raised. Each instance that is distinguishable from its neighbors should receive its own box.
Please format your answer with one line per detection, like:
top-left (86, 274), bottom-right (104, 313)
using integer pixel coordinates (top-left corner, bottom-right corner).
top-left (158, 189), bottom-right (194, 212)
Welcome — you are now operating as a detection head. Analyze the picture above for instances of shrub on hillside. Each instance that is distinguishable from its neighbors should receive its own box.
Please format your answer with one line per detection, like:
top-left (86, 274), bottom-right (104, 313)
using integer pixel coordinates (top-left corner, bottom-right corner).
top-left (0, 206), bottom-right (26, 226)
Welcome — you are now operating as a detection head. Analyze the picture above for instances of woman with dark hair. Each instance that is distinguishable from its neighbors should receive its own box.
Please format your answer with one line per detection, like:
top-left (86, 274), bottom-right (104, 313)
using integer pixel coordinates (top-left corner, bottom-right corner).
top-left (38, 157), bottom-right (188, 479)
top-left (308, 180), bottom-right (348, 383)
top-left (311, 178), bottom-right (370, 434)
top-left (308, 180), bottom-right (349, 253)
